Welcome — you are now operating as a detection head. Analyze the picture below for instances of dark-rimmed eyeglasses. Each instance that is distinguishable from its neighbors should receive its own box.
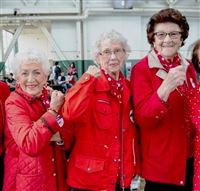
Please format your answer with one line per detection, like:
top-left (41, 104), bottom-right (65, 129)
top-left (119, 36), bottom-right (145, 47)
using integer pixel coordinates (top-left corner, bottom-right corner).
top-left (153, 31), bottom-right (182, 40)
top-left (99, 48), bottom-right (125, 59)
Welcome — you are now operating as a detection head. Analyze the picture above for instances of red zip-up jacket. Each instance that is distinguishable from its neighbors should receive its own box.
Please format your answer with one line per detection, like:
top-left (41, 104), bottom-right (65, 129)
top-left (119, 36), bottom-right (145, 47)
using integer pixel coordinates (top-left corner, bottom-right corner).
top-left (3, 87), bottom-right (72, 191)
top-left (62, 72), bottom-right (140, 191)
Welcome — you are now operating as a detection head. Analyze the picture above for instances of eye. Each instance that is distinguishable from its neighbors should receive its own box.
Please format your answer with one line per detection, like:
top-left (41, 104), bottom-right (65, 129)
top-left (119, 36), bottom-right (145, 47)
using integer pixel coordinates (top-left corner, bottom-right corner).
top-left (170, 32), bottom-right (178, 37)
top-left (103, 50), bottom-right (111, 55)
top-left (115, 49), bottom-right (121, 53)
top-left (157, 32), bottom-right (166, 38)
top-left (21, 72), bottom-right (28, 76)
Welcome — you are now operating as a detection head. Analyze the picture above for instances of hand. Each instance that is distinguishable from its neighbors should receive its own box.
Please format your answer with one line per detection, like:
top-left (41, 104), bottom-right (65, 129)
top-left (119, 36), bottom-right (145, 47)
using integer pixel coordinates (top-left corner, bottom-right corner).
top-left (166, 65), bottom-right (187, 90)
top-left (50, 132), bottom-right (62, 142)
top-left (86, 65), bottom-right (100, 78)
top-left (49, 90), bottom-right (65, 112)
top-left (157, 65), bottom-right (187, 101)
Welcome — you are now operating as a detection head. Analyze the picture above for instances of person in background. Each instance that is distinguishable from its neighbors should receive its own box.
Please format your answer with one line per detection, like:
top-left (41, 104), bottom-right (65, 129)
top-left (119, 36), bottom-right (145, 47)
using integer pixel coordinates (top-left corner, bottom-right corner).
top-left (0, 81), bottom-right (10, 190)
top-left (48, 66), bottom-right (56, 86)
top-left (54, 61), bottom-right (61, 85)
top-left (191, 39), bottom-right (200, 81)
top-left (62, 30), bottom-right (140, 191)
top-left (130, 8), bottom-right (198, 191)
top-left (6, 72), bottom-right (16, 91)
top-left (58, 71), bottom-right (73, 93)
top-left (3, 49), bottom-right (72, 191)
top-left (67, 62), bottom-right (78, 85)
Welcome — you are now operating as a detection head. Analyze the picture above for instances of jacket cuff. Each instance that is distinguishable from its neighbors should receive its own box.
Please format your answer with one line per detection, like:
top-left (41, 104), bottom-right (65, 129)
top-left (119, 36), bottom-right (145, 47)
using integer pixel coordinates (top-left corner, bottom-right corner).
top-left (41, 112), bottom-right (61, 133)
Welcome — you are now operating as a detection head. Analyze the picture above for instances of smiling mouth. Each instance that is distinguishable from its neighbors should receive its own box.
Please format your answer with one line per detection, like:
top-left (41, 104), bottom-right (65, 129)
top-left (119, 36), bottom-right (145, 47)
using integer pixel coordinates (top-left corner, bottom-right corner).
top-left (27, 85), bottom-right (37, 89)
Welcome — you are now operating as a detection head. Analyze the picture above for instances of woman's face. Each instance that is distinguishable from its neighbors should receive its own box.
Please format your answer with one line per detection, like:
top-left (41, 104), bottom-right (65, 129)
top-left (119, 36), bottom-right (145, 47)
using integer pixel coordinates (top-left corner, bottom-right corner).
top-left (96, 41), bottom-right (126, 78)
top-left (153, 22), bottom-right (183, 60)
top-left (16, 62), bottom-right (47, 97)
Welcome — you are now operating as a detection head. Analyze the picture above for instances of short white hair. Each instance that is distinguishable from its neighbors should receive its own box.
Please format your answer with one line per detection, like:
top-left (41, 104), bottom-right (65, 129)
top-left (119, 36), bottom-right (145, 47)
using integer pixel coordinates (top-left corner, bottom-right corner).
top-left (11, 49), bottom-right (50, 76)
top-left (93, 30), bottom-right (131, 61)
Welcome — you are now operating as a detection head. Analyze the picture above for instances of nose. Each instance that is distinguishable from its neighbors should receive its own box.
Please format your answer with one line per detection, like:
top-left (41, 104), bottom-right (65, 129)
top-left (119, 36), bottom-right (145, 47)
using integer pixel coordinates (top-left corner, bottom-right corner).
top-left (163, 34), bottom-right (172, 41)
top-left (110, 51), bottom-right (117, 59)
top-left (27, 73), bottom-right (34, 82)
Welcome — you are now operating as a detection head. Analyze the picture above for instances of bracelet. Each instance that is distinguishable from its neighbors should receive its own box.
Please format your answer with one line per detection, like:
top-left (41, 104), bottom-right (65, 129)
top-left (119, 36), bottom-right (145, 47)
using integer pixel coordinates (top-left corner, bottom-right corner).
top-left (48, 108), bottom-right (58, 115)
top-left (56, 140), bottom-right (64, 146)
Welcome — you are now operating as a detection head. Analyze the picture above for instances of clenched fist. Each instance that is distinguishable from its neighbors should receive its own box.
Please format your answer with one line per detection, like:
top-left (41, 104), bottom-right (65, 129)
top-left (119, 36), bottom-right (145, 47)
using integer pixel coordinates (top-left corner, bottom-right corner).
top-left (86, 65), bottom-right (101, 78)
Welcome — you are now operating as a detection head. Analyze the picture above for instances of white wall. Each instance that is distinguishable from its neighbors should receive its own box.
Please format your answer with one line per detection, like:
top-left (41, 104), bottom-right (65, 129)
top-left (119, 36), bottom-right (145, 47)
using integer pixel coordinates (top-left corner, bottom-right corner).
top-left (13, 13), bottom-right (200, 61)
top-left (84, 15), bottom-right (142, 59)
top-left (18, 28), bottom-right (52, 58)
top-left (51, 21), bottom-right (78, 60)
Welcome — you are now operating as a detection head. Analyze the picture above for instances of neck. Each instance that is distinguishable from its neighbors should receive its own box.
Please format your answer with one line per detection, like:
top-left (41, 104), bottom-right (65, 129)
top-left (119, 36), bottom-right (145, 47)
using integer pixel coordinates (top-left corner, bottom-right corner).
top-left (109, 72), bottom-right (119, 80)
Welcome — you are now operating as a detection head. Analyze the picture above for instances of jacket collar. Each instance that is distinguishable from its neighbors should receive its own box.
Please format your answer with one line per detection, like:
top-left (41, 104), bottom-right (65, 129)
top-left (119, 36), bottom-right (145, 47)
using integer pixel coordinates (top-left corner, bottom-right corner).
top-left (148, 49), bottom-right (189, 80)
top-left (95, 71), bottom-right (130, 106)
top-left (15, 86), bottom-right (45, 104)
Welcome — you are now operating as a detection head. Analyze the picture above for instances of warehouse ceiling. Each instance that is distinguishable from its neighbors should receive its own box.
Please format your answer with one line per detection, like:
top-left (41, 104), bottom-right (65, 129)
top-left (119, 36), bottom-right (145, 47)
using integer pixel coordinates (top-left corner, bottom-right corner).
top-left (0, 0), bottom-right (199, 35)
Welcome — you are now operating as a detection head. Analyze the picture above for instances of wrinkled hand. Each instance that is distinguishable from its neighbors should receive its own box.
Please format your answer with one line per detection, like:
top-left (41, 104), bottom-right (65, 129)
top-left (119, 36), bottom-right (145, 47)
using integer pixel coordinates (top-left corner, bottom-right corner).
top-left (86, 65), bottom-right (101, 77)
top-left (157, 65), bottom-right (188, 101)
top-left (164, 65), bottom-right (187, 91)
top-left (50, 131), bottom-right (62, 142)
top-left (50, 90), bottom-right (65, 112)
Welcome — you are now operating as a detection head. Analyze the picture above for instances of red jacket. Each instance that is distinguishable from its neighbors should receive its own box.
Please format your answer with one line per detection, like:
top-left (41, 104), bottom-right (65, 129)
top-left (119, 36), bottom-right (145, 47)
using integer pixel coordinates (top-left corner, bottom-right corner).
top-left (62, 72), bottom-right (140, 191)
top-left (3, 87), bottom-right (72, 191)
top-left (0, 81), bottom-right (10, 155)
top-left (187, 84), bottom-right (200, 191)
top-left (130, 50), bottom-right (198, 186)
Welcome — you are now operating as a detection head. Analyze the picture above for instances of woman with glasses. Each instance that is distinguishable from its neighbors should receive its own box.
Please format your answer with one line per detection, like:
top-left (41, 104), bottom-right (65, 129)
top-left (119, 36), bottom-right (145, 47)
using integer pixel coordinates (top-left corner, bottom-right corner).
top-left (191, 39), bottom-right (200, 81)
top-left (130, 8), bottom-right (198, 191)
top-left (62, 30), bottom-right (140, 191)
top-left (188, 39), bottom-right (200, 191)
top-left (3, 49), bottom-right (73, 191)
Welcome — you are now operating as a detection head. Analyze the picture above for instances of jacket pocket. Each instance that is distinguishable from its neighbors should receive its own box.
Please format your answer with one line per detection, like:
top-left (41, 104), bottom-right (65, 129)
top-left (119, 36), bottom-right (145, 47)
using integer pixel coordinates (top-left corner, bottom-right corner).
top-left (75, 155), bottom-right (105, 173)
top-left (94, 100), bottom-right (112, 129)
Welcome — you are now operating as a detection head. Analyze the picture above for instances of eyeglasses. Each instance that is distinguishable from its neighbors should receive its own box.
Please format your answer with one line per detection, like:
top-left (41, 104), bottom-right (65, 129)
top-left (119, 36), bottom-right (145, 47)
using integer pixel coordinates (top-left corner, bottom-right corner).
top-left (99, 48), bottom-right (125, 58)
top-left (153, 31), bottom-right (182, 40)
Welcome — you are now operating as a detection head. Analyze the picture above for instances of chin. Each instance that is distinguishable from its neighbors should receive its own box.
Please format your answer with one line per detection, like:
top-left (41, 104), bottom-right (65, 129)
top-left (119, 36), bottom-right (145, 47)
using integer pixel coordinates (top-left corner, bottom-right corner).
top-left (26, 90), bottom-right (41, 97)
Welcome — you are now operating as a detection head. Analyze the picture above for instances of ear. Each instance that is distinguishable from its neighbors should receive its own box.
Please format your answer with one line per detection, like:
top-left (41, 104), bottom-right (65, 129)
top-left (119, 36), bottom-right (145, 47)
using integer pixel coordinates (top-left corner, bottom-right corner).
top-left (15, 75), bottom-right (19, 83)
top-left (95, 55), bottom-right (101, 67)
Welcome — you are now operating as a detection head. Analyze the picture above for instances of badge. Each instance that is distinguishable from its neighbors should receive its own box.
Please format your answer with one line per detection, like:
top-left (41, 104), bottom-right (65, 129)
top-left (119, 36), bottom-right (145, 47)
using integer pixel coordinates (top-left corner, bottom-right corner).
top-left (56, 115), bottom-right (64, 127)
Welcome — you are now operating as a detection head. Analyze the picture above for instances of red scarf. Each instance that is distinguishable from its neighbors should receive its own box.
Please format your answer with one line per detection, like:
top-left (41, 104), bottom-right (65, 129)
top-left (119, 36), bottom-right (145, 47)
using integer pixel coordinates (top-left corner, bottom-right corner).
top-left (154, 49), bottom-right (181, 72)
top-left (39, 87), bottom-right (50, 109)
top-left (102, 70), bottom-right (124, 104)
top-left (154, 49), bottom-right (187, 94)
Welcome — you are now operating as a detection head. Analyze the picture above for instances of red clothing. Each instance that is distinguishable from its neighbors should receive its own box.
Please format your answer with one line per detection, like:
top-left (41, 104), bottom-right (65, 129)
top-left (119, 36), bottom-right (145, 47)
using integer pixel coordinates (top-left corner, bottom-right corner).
top-left (67, 67), bottom-right (78, 85)
top-left (0, 81), bottom-right (10, 155)
top-left (3, 87), bottom-right (72, 191)
top-left (130, 50), bottom-right (198, 186)
top-left (62, 72), bottom-right (140, 191)
top-left (188, 85), bottom-right (200, 191)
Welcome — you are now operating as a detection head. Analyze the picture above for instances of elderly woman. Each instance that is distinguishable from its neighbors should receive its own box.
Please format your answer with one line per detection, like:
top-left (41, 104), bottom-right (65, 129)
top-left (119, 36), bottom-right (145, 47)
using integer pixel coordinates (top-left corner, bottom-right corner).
top-left (191, 39), bottom-right (200, 81)
top-left (188, 39), bottom-right (200, 191)
top-left (130, 8), bottom-right (198, 191)
top-left (62, 30), bottom-right (140, 191)
top-left (3, 49), bottom-right (72, 191)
